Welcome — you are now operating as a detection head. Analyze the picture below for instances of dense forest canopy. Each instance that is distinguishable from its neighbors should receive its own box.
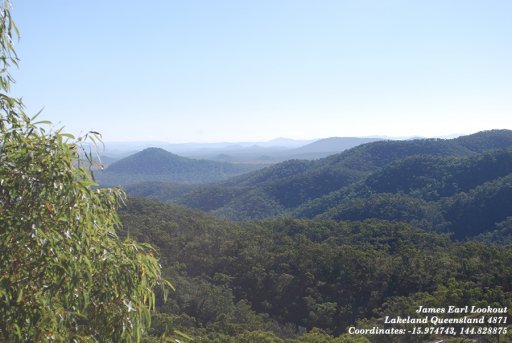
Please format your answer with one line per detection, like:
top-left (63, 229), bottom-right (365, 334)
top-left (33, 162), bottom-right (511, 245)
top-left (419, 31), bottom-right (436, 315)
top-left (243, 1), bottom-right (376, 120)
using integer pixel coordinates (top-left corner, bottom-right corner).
top-left (120, 198), bottom-right (512, 342)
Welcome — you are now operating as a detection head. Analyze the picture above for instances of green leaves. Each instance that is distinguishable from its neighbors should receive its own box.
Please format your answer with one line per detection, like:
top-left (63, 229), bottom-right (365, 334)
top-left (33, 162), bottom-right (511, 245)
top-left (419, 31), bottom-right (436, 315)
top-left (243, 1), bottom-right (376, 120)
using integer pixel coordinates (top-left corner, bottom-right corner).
top-left (0, 2), bottom-right (170, 341)
top-left (0, 113), bottom-right (172, 341)
top-left (0, 0), bottom-right (19, 93)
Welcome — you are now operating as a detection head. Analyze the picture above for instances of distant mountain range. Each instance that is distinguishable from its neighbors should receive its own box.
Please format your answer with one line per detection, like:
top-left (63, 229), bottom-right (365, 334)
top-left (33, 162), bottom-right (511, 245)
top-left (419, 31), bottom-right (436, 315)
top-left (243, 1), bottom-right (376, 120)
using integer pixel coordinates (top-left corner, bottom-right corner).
top-left (101, 138), bottom-right (314, 157)
top-left (286, 137), bottom-right (382, 159)
top-left (125, 129), bottom-right (512, 240)
top-left (174, 136), bottom-right (385, 163)
top-left (100, 136), bottom-right (384, 164)
top-left (96, 136), bottom-right (389, 186)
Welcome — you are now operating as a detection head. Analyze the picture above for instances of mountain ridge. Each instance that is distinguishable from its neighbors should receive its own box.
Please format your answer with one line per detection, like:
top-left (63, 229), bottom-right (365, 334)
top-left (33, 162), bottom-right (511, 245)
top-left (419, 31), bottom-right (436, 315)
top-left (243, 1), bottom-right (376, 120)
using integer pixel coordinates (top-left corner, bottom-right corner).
top-left (125, 130), bottom-right (512, 226)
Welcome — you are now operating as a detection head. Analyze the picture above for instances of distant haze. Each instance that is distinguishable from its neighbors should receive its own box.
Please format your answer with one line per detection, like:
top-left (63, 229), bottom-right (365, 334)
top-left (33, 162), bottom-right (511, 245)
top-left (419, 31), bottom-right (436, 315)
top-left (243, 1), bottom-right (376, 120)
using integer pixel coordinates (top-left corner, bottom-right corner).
top-left (11, 1), bottom-right (512, 142)
top-left (97, 136), bottom-right (385, 165)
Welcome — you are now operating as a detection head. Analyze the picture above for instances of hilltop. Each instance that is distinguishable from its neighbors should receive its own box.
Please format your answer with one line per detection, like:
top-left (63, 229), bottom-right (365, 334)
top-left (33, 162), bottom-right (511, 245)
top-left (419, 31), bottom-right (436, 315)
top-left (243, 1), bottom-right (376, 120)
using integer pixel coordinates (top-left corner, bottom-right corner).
top-left (95, 147), bottom-right (263, 185)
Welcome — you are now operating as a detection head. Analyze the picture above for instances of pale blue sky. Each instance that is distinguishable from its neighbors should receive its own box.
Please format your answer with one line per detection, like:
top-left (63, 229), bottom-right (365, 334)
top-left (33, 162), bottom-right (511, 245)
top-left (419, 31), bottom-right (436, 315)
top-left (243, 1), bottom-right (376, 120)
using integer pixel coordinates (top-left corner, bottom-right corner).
top-left (11, 0), bottom-right (512, 142)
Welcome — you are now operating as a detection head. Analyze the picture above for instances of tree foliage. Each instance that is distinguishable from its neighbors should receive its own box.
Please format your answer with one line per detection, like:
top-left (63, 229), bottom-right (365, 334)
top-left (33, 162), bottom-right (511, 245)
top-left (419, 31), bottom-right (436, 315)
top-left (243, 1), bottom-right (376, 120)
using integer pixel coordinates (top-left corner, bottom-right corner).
top-left (120, 198), bottom-right (512, 341)
top-left (0, 2), bottom-right (170, 341)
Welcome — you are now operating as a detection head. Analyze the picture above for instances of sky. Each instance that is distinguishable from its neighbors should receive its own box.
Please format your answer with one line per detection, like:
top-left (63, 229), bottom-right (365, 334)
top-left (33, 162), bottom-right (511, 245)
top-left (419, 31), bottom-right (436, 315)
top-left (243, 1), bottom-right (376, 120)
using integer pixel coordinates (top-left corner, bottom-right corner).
top-left (10, 0), bottom-right (512, 143)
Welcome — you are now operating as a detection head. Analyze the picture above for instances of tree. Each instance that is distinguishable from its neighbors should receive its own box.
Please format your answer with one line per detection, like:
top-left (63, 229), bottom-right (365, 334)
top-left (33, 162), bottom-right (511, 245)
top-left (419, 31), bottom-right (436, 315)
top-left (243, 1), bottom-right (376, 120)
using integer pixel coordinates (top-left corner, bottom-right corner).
top-left (230, 330), bottom-right (284, 343)
top-left (297, 328), bottom-right (371, 343)
top-left (0, 1), bottom-right (171, 341)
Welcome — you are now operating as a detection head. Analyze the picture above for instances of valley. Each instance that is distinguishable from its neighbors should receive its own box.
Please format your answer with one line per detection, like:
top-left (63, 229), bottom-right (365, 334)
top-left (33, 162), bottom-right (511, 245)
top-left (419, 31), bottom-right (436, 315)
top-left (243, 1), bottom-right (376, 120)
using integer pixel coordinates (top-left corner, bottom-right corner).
top-left (107, 129), bottom-right (512, 341)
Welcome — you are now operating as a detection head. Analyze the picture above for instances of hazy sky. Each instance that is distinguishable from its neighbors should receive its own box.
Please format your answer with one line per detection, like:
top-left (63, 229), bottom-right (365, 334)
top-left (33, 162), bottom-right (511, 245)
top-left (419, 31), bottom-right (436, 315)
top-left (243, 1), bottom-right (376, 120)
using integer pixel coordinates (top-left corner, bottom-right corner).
top-left (11, 0), bottom-right (512, 143)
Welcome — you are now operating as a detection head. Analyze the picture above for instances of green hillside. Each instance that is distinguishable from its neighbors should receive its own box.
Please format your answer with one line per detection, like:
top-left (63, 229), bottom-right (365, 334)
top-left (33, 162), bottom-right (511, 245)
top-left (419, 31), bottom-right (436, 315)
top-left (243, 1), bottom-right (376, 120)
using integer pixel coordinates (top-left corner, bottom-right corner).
top-left (298, 148), bottom-right (512, 239)
top-left (129, 130), bottom-right (512, 220)
top-left (119, 198), bottom-right (512, 342)
top-left (95, 147), bottom-right (262, 185)
top-left (121, 131), bottom-right (512, 241)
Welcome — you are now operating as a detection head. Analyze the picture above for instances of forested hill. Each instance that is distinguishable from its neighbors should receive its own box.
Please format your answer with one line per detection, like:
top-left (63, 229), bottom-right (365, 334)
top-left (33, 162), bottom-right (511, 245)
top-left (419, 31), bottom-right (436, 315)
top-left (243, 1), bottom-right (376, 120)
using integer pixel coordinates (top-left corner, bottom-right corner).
top-left (296, 148), bottom-right (512, 238)
top-left (127, 129), bottom-right (512, 225)
top-left (119, 198), bottom-right (512, 341)
top-left (95, 147), bottom-right (262, 185)
top-left (316, 129), bottom-right (512, 172)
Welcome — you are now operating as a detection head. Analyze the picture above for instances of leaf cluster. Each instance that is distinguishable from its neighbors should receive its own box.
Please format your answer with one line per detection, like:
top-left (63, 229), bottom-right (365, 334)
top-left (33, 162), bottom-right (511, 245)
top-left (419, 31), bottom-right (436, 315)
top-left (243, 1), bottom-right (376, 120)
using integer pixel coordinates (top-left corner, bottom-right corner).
top-left (0, 2), bottom-right (170, 341)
